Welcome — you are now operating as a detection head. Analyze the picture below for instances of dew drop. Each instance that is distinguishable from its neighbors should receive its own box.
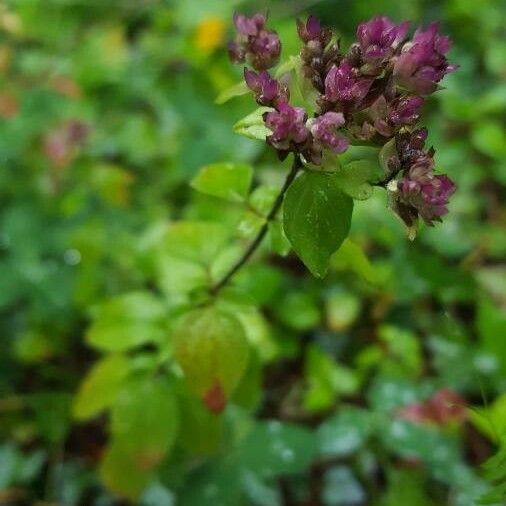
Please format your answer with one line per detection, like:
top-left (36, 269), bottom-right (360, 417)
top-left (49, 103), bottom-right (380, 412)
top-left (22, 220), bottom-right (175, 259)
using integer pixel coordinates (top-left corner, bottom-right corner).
top-left (281, 448), bottom-right (295, 462)
top-left (64, 248), bottom-right (81, 265)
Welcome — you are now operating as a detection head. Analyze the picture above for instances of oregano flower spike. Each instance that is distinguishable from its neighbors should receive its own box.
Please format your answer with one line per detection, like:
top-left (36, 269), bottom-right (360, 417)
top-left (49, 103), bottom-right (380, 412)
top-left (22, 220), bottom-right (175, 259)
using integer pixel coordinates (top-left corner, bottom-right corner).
top-left (229, 12), bottom-right (281, 70)
top-left (244, 68), bottom-right (289, 107)
top-left (228, 12), bottom-right (458, 235)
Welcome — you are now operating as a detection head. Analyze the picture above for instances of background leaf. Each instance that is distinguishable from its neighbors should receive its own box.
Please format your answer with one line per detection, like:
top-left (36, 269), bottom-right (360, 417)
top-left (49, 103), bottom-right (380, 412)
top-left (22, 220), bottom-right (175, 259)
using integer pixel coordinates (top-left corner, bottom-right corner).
top-left (173, 306), bottom-right (250, 410)
top-left (191, 162), bottom-right (253, 202)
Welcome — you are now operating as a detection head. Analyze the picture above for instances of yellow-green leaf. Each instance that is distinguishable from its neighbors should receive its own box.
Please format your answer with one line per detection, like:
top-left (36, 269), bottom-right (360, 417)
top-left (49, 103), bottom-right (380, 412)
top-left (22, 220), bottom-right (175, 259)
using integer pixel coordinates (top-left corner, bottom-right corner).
top-left (191, 162), bottom-right (253, 202)
top-left (173, 306), bottom-right (250, 412)
top-left (73, 354), bottom-right (130, 420)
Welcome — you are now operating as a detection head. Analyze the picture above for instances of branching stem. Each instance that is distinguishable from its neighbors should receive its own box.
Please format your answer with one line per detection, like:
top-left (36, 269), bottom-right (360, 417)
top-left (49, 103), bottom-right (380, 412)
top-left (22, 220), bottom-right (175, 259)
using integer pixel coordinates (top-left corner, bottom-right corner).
top-left (209, 155), bottom-right (302, 296)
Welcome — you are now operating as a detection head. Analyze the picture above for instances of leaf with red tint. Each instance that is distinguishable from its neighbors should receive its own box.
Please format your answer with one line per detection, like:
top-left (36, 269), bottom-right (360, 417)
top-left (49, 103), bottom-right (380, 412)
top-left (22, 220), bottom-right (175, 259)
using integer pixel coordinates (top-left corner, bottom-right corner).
top-left (50, 75), bottom-right (82, 98)
top-left (397, 389), bottom-right (467, 426)
top-left (397, 402), bottom-right (431, 424)
top-left (0, 91), bottom-right (18, 118)
top-left (203, 380), bottom-right (227, 414)
top-left (428, 389), bottom-right (466, 424)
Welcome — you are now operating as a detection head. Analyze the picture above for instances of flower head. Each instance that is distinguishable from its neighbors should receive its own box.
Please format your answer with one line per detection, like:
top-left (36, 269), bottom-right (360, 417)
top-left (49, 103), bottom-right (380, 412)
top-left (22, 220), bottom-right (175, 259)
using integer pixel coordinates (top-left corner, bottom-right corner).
top-left (395, 154), bottom-right (456, 225)
top-left (310, 112), bottom-right (348, 154)
top-left (370, 95), bottom-right (424, 137)
top-left (357, 16), bottom-right (409, 60)
top-left (297, 15), bottom-right (332, 46)
top-left (298, 16), bottom-right (338, 94)
top-left (394, 22), bottom-right (458, 94)
top-left (244, 69), bottom-right (289, 106)
top-left (324, 62), bottom-right (373, 105)
top-left (229, 12), bottom-right (281, 70)
top-left (395, 127), bottom-right (429, 169)
top-left (233, 12), bottom-right (266, 36)
top-left (264, 103), bottom-right (309, 152)
top-left (389, 96), bottom-right (424, 126)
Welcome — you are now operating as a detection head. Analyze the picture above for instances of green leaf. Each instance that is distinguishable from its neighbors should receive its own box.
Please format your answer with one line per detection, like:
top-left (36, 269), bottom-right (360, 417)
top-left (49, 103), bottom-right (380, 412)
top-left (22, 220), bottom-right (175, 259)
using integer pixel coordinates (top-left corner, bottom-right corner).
top-left (100, 441), bottom-right (154, 501)
top-left (283, 171), bottom-right (354, 277)
top-left (179, 457), bottom-right (242, 506)
top-left (472, 121), bottom-right (506, 159)
top-left (378, 138), bottom-right (397, 176)
top-left (177, 386), bottom-right (225, 456)
top-left (318, 408), bottom-right (373, 457)
top-left (163, 221), bottom-right (229, 265)
top-left (268, 221), bottom-right (291, 256)
top-left (275, 291), bottom-right (320, 331)
top-left (380, 418), bottom-right (461, 483)
top-left (233, 107), bottom-right (272, 141)
top-left (480, 444), bottom-right (506, 505)
top-left (249, 185), bottom-right (278, 216)
top-left (367, 377), bottom-right (429, 412)
top-left (304, 345), bottom-right (359, 413)
top-left (172, 306), bottom-right (250, 412)
top-left (330, 238), bottom-right (379, 285)
top-left (274, 56), bottom-right (301, 78)
top-left (231, 351), bottom-right (263, 411)
top-left (110, 376), bottom-right (179, 471)
top-left (325, 290), bottom-right (361, 331)
top-left (469, 394), bottom-right (506, 442)
top-left (215, 81), bottom-right (249, 105)
top-left (73, 354), bottom-right (131, 420)
top-left (323, 466), bottom-right (365, 505)
top-left (333, 160), bottom-right (379, 200)
top-left (219, 299), bottom-right (278, 362)
top-left (381, 469), bottom-right (435, 506)
top-left (191, 162), bottom-right (253, 202)
top-left (377, 325), bottom-right (423, 378)
top-left (86, 292), bottom-right (167, 351)
top-left (237, 420), bottom-right (317, 478)
top-left (476, 296), bottom-right (506, 374)
top-left (156, 254), bottom-right (208, 300)
top-left (29, 393), bottom-right (72, 445)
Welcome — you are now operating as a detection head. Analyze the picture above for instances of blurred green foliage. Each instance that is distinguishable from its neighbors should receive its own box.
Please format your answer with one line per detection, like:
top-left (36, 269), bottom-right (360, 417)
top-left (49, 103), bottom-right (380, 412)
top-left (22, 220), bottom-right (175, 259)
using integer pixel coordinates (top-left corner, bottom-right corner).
top-left (0, 0), bottom-right (505, 504)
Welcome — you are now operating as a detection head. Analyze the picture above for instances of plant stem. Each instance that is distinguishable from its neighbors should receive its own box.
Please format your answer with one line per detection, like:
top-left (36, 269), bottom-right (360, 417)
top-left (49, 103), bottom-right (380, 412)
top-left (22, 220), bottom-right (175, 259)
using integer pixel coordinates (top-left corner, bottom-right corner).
top-left (209, 155), bottom-right (302, 297)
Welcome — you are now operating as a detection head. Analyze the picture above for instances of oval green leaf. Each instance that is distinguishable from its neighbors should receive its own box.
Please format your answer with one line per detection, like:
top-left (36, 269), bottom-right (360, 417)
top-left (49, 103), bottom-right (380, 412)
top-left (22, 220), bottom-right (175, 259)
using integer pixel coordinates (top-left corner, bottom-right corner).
top-left (73, 354), bottom-right (131, 420)
top-left (283, 171), bottom-right (354, 278)
top-left (191, 162), bottom-right (253, 203)
top-left (172, 306), bottom-right (250, 412)
top-left (86, 292), bottom-right (167, 352)
top-left (215, 81), bottom-right (249, 105)
top-left (233, 107), bottom-right (272, 141)
top-left (110, 376), bottom-right (179, 470)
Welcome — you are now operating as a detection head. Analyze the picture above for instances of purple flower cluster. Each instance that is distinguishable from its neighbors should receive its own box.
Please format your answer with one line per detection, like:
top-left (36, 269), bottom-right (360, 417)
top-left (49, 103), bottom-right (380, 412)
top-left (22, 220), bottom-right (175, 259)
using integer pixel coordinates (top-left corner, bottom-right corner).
top-left (229, 13), bottom-right (281, 71)
top-left (310, 112), bottom-right (348, 159)
top-left (394, 23), bottom-right (459, 94)
top-left (357, 17), bottom-right (409, 61)
top-left (244, 69), bottom-right (289, 107)
top-left (297, 16), bottom-right (337, 93)
top-left (392, 130), bottom-right (456, 225)
top-left (264, 103), bottom-right (309, 156)
top-left (324, 62), bottom-right (373, 104)
top-left (228, 12), bottom-right (458, 227)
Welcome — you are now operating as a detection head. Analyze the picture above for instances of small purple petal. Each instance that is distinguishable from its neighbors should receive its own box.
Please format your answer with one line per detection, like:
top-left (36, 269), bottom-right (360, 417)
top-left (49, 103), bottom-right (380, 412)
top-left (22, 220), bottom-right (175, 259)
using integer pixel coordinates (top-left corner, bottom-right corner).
top-left (229, 12), bottom-right (281, 70)
top-left (244, 68), bottom-right (288, 106)
top-left (394, 22), bottom-right (457, 94)
top-left (233, 12), bottom-right (265, 36)
top-left (265, 103), bottom-right (309, 151)
top-left (306, 16), bottom-right (322, 39)
top-left (324, 62), bottom-right (373, 104)
top-left (311, 112), bottom-right (349, 154)
top-left (357, 17), bottom-right (410, 61)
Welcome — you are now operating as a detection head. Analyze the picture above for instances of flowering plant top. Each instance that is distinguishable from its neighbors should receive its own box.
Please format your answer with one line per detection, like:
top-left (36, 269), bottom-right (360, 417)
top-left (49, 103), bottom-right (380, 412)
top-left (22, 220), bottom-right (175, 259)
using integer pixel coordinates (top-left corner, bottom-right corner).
top-left (227, 13), bottom-right (457, 230)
